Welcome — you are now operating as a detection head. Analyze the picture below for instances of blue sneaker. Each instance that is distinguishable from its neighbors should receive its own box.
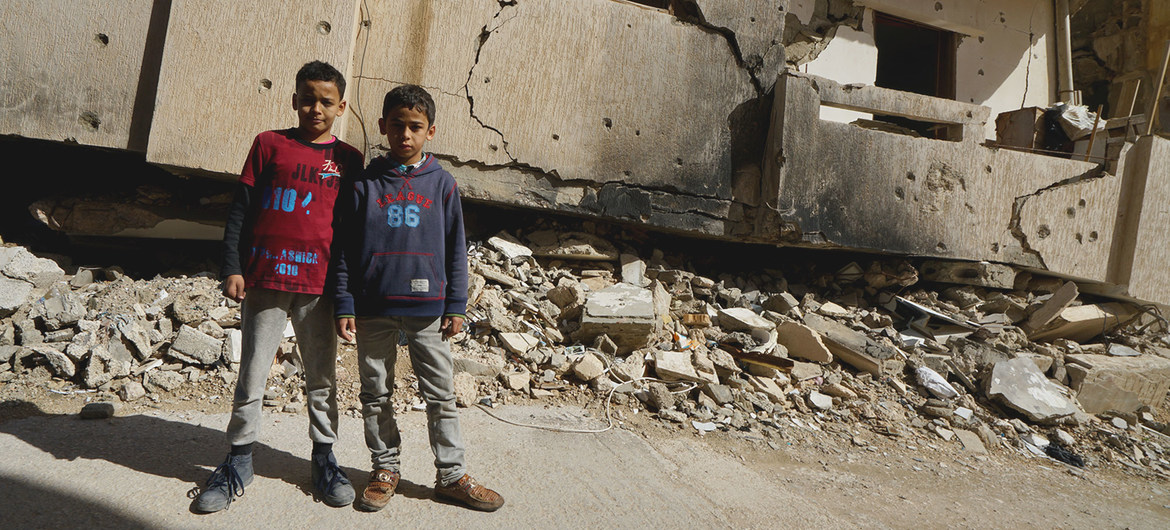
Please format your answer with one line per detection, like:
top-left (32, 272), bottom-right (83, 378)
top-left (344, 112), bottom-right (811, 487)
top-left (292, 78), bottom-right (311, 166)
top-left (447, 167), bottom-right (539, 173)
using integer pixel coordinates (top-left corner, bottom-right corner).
top-left (191, 454), bottom-right (253, 513)
top-left (311, 451), bottom-right (355, 507)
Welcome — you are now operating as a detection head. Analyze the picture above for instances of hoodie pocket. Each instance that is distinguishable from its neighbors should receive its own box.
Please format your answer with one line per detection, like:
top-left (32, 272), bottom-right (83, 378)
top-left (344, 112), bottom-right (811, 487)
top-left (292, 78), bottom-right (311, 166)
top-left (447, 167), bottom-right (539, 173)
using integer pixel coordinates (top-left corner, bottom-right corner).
top-left (363, 252), bottom-right (444, 300)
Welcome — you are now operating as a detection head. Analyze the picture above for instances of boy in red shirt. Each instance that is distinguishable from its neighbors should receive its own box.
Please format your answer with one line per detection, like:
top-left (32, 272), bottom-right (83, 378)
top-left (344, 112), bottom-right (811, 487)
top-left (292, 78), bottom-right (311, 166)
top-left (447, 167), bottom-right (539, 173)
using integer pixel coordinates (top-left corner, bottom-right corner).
top-left (193, 60), bottom-right (364, 513)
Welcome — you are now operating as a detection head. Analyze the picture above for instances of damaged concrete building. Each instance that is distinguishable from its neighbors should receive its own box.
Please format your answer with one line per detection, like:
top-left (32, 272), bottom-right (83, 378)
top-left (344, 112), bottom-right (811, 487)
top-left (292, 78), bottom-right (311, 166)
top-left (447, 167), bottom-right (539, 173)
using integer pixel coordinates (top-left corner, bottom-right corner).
top-left (3, 0), bottom-right (1169, 305)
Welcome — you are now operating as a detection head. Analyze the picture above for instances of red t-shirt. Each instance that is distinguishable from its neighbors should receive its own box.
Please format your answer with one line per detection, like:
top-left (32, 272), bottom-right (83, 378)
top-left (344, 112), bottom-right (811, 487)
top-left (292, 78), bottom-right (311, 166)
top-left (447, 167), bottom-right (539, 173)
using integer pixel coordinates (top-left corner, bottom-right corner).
top-left (239, 129), bottom-right (363, 294)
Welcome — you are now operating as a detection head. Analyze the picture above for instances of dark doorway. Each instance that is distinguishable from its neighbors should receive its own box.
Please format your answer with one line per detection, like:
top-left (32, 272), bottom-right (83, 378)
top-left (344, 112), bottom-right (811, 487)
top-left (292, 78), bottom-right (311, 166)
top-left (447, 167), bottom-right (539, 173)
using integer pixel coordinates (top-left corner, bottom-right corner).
top-left (873, 12), bottom-right (958, 138)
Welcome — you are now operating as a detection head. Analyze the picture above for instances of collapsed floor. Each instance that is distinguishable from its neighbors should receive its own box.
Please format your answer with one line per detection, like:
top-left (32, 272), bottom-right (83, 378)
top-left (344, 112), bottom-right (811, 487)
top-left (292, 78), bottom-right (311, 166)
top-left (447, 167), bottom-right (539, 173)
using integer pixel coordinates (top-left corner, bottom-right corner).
top-left (2, 216), bottom-right (1170, 482)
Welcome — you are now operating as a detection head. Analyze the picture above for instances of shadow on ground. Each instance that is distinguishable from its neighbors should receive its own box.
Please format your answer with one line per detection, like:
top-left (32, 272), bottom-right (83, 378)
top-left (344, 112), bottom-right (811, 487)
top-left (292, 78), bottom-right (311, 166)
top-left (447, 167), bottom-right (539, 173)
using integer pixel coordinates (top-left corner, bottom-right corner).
top-left (0, 400), bottom-right (431, 512)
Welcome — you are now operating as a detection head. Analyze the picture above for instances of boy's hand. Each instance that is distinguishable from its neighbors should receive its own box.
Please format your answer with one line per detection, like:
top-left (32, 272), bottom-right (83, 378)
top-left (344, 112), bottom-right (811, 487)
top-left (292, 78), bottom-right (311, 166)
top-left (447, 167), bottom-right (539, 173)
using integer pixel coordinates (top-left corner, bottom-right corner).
top-left (223, 275), bottom-right (246, 302)
top-left (440, 315), bottom-right (463, 340)
top-left (336, 317), bottom-right (356, 342)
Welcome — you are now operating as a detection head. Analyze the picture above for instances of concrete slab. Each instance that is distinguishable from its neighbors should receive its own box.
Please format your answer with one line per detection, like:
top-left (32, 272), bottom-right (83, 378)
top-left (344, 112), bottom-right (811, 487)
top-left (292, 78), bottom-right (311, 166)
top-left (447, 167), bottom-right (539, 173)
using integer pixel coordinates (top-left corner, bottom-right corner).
top-left (1065, 353), bottom-right (1170, 414)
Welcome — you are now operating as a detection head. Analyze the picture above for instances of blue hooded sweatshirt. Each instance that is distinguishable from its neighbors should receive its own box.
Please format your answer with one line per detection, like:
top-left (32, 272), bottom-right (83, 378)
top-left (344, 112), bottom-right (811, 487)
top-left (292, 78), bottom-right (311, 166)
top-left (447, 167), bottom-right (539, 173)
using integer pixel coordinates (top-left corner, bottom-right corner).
top-left (329, 153), bottom-right (468, 318)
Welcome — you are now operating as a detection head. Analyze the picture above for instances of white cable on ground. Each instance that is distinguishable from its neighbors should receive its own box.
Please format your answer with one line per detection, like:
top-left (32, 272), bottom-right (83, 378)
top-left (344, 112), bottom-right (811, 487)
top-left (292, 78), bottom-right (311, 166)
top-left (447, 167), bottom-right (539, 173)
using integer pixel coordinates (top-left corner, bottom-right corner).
top-left (474, 376), bottom-right (698, 434)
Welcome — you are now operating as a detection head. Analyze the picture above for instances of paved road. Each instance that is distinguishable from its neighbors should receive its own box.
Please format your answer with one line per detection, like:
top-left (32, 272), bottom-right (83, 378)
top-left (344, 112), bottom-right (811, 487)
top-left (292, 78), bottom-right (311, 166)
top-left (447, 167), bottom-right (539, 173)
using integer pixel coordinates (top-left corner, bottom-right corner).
top-left (0, 404), bottom-right (829, 529)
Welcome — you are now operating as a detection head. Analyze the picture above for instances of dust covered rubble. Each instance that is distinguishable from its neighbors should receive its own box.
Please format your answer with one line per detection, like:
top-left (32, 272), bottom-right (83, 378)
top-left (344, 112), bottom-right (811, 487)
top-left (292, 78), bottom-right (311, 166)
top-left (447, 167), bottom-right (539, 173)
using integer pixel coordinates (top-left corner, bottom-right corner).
top-left (450, 230), bottom-right (1170, 478)
top-left (5, 230), bottom-right (1170, 477)
top-left (0, 245), bottom-right (312, 412)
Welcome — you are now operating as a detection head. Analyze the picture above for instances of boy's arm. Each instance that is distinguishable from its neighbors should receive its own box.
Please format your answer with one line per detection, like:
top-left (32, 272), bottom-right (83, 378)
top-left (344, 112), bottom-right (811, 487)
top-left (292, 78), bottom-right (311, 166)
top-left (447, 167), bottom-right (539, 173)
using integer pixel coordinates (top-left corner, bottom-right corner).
top-left (221, 135), bottom-right (267, 301)
top-left (442, 178), bottom-right (468, 320)
top-left (326, 172), bottom-right (361, 327)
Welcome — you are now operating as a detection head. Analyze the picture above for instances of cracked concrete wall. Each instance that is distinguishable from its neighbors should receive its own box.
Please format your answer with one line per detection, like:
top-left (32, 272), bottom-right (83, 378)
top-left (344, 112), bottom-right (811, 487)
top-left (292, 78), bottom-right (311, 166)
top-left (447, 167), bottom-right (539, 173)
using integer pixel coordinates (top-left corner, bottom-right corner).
top-left (762, 73), bottom-right (1107, 277)
top-left (0, 0), bottom-right (154, 150)
top-left (146, 0), bottom-right (362, 175)
top-left (1111, 136), bottom-right (1170, 304)
top-left (345, 0), bottom-right (761, 235)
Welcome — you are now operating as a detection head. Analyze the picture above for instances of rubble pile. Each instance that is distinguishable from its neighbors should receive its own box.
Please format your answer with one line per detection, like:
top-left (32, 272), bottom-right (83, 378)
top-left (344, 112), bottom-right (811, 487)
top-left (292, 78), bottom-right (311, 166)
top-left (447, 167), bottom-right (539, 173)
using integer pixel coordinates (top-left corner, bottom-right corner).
top-left (3, 223), bottom-right (1170, 477)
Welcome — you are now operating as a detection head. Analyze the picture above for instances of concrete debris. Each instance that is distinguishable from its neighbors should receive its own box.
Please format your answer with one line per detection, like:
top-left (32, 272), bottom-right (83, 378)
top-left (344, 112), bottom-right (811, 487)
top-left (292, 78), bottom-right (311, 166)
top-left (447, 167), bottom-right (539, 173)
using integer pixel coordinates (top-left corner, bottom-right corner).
top-left (578, 284), bottom-right (657, 354)
top-left (0, 246), bottom-right (65, 289)
top-left (79, 402), bottom-right (116, 420)
top-left (1065, 354), bottom-right (1170, 414)
top-left (168, 325), bottom-right (223, 365)
top-left (987, 357), bottom-right (1079, 424)
top-left (2, 227), bottom-right (1167, 478)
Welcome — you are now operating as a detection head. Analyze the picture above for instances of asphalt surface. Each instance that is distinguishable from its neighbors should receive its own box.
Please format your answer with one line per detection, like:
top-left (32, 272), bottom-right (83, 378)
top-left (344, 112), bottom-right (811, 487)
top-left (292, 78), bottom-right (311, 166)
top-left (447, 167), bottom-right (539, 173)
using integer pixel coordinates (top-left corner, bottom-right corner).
top-left (0, 403), bottom-right (827, 529)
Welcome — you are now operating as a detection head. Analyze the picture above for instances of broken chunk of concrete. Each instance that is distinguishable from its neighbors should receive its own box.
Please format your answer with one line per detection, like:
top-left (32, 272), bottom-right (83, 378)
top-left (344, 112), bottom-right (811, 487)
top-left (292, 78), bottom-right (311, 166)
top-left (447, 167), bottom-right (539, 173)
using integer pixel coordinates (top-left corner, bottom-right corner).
top-left (774, 321), bottom-right (832, 363)
top-left (807, 390), bottom-right (833, 410)
top-left (453, 371), bottom-right (477, 407)
top-left (168, 325), bottom-right (223, 365)
top-left (80, 402), bottom-right (116, 420)
top-left (119, 380), bottom-right (147, 401)
top-left (32, 344), bottom-right (74, 377)
top-left (487, 235), bottom-right (533, 261)
top-left (620, 253), bottom-right (650, 288)
top-left (498, 332), bottom-right (540, 356)
top-left (747, 375), bottom-right (786, 403)
top-left (547, 278), bottom-right (586, 309)
top-left (0, 246), bottom-right (65, 288)
top-left (572, 352), bottom-right (606, 382)
top-left (0, 277), bottom-right (33, 318)
top-left (802, 313), bottom-right (891, 375)
top-left (498, 369), bottom-right (530, 390)
top-left (789, 361), bottom-right (823, 381)
top-left (1021, 281), bottom-right (1079, 336)
top-left (717, 307), bottom-right (776, 332)
top-left (83, 346), bottom-right (131, 388)
top-left (1028, 303), bottom-right (1137, 343)
top-left (578, 283), bottom-right (657, 354)
top-left (34, 285), bottom-right (85, 330)
top-left (1064, 353), bottom-right (1170, 414)
top-left (702, 383), bottom-right (734, 405)
top-left (987, 357), bottom-right (1078, 424)
top-left (653, 350), bottom-right (701, 382)
top-left (611, 352), bottom-right (645, 382)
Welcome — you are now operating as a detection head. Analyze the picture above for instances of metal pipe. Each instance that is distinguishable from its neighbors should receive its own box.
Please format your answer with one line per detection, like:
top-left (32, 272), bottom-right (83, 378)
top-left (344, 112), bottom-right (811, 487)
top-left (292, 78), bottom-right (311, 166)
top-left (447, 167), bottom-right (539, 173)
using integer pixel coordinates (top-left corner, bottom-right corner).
top-left (1055, 0), bottom-right (1077, 104)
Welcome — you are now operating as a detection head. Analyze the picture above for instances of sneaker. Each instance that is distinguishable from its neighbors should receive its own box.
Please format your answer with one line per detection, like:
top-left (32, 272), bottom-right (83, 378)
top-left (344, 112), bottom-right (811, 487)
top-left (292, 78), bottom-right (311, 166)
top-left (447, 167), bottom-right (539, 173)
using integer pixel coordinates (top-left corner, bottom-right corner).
top-left (434, 474), bottom-right (504, 512)
top-left (311, 451), bottom-right (355, 507)
top-left (190, 454), bottom-right (253, 513)
top-left (357, 469), bottom-right (400, 512)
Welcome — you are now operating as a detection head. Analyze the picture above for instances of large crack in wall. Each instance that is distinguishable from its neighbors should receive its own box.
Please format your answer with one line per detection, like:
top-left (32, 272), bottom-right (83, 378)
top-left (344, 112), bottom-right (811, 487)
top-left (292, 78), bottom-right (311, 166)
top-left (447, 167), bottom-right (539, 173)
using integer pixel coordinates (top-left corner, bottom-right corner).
top-left (1007, 165), bottom-right (1108, 271)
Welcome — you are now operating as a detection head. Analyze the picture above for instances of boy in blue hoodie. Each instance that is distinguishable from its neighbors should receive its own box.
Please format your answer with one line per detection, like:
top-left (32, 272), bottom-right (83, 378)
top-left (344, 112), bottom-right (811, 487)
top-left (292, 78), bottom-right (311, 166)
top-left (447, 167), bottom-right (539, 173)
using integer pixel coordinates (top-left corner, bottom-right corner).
top-left (330, 85), bottom-right (504, 513)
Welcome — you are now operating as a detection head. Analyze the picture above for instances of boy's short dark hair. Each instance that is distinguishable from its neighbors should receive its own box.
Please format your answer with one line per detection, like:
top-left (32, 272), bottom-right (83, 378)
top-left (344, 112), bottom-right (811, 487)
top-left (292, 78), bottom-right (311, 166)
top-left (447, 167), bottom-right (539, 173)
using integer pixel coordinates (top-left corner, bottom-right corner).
top-left (382, 85), bottom-right (436, 125)
top-left (296, 60), bottom-right (346, 98)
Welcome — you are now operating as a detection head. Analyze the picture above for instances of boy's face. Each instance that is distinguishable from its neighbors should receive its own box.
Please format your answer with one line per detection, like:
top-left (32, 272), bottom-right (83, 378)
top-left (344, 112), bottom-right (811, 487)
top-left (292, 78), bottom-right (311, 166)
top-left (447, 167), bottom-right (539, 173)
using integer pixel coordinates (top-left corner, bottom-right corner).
top-left (292, 79), bottom-right (346, 143)
top-left (379, 105), bottom-right (435, 165)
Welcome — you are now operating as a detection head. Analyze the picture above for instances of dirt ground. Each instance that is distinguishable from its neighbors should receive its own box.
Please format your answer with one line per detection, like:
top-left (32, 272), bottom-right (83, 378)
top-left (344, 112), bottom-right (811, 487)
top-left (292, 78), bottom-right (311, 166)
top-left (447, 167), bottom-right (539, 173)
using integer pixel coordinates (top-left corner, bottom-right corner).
top-left (3, 342), bottom-right (1170, 529)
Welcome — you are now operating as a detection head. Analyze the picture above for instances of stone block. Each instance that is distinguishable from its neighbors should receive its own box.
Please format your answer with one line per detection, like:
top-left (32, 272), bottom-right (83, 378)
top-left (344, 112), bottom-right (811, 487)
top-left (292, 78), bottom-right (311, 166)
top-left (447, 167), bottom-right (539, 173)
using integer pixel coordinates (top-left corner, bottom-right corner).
top-left (807, 390), bottom-right (833, 410)
top-left (702, 383), bottom-right (734, 405)
top-left (119, 380), bottom-right (147, 401)
top-left (498, 369), bottom-right (530, 391)
top-left (223, 329), bottom-right (243, 364)
top-left (453, 353), bottom-right (506, 378)
top-left (118, 318), bottom-right (154, 360)
top-left (747, 375), bottom-right (786, 403)
top-left (0, 277), bottom-right (34, 318)
top-left (572, 352), bottom-right (606, 382)
top-left (168, 325), bottom-right (223, 365)
top-left (487, 235), bottom-right (532, 261)
top-left (775, 321), bottom-right (832, 363)
top-left (717, 308), bottom-right (776, 332)
top-left (547, 278), bottom-right (586, 309)
top-left (498, 332), bottom-right (540, 356)
top-left (34, 285), bottom-right (85, 330)
top-left (80, 402), bottom-right (116, 420)
top-left (452, 371), bottom-right (477, 408)
top-left (653, 350), bottom-right (701, 382)
top-left (620, 254), bottom-right (649, 288)
top-left (802, 313), bottom-right (891, 375)
top-left (611, 353), bottom-right (645, 382)
top-left (0, 247), bottom-right (65, 289)
top-left (578, 284), bottom-right (657, 354)
top-left (987, 357), bottom-right (1078, 424)
top-left (32, 344), bottom-right (74, 377)
top-left (1065, 354), bottom-right (1170, 414)
top-left (83, 346), bottom-right (131, 389)
top-left (144, 370), bottom-right (184, 392)
top-left (790, 361), bottom-right (823, 381)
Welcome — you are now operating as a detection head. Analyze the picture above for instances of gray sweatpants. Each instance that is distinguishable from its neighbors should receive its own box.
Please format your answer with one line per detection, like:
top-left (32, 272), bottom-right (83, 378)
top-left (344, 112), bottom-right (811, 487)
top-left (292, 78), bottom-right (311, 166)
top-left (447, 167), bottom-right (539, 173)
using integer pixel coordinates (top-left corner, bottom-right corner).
top-left (355, 316), bottom-right (467, 485)
top-left (227, 287), bottom-right (339, 446)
